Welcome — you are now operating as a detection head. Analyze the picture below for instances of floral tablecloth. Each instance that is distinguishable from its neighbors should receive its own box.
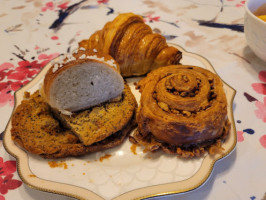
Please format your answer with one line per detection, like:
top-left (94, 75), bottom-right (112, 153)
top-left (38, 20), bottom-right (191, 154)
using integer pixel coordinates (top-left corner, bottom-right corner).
top-left (0, 0), bottom-right (265, 200)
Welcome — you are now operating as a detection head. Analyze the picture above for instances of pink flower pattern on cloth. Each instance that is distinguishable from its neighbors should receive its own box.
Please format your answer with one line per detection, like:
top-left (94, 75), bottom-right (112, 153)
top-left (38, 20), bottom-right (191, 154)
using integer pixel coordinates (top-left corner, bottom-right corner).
top-left (0, 157), bottom-right (22, 200)
top-left (0, 53), bottom-right (59, 107)
top-left (240, 71), bottom-right (266, 149)
top-left (252, 71), bottom-right (266, 124)
top-left (252, 71), bottom-right (266, 148)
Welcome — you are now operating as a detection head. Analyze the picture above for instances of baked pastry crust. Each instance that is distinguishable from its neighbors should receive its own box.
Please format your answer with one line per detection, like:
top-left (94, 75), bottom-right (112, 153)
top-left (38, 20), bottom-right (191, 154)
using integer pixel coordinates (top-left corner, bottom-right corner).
top-left (130, 65), bottom-right (231, 158)
top-left (79, 13), bottom-right (182, 77)
top-left (11, 88), bottom-right (137, 159)
top-left (52, 84), bottom-right (137, 146)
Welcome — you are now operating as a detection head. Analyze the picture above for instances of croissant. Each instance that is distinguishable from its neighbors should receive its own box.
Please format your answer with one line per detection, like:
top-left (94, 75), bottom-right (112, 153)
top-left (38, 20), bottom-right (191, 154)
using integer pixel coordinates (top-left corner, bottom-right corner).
top-left (130, 65), bottom-right (231, 158)
top-left (79, 13), bottom-right (182, 77)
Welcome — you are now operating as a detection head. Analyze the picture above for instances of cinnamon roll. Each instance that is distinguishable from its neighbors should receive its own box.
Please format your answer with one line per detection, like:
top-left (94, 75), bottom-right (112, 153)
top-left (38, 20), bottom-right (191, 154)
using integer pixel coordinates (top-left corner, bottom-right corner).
top-left (130, 65), bottom-right (231, 158)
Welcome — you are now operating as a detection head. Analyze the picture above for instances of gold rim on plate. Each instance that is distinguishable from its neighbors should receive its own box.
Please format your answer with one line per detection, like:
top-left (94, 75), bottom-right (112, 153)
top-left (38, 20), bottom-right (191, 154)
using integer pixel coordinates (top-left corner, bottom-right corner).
top-left (3, 44), bottom-right (237, 200)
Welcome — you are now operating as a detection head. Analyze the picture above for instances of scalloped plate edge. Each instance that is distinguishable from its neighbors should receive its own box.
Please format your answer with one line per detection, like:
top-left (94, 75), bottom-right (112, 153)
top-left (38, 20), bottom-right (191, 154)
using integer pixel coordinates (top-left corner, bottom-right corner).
top-left (3, 44), bottom-right (237, 200)
top-left (112, 44), bottom-right (237, 200)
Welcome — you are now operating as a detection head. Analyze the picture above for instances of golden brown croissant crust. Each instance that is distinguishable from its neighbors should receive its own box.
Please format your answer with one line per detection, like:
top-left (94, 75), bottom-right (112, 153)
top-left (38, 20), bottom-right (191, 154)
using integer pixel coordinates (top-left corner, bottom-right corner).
top-left (131, 65), bottom-right (231, 157)
top-left (79, 13), bottom-right (182, 77)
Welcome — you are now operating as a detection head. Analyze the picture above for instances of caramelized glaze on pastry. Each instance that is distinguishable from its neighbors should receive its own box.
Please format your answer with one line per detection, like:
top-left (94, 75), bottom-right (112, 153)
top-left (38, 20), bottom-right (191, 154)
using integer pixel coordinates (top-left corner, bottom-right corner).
top-left (79, 13), bottom-right (182, 77)
top-left (130, 65), bottom-right (231, 158)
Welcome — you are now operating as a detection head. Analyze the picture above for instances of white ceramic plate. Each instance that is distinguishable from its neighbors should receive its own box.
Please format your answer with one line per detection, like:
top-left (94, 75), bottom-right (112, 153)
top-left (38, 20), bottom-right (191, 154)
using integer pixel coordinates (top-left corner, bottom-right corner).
top-left (3, 44), bottom-right (237, 200)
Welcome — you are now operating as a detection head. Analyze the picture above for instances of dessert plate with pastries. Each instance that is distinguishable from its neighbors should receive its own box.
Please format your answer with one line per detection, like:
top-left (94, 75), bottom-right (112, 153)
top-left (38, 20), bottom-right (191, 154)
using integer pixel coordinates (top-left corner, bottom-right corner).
top-left (3, 13), bottom-right (236, 200)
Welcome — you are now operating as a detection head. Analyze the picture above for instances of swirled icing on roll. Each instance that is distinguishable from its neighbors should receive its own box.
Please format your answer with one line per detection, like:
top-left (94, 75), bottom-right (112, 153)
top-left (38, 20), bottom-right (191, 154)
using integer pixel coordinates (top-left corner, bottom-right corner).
top-left (130, 65), bottom-right (231, 158)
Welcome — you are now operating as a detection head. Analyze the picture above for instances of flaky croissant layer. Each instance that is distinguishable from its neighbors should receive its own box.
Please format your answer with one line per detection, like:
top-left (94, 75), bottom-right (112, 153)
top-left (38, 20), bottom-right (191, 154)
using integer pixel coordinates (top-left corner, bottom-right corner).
top-left (79, 13), bottom-right (182, 77)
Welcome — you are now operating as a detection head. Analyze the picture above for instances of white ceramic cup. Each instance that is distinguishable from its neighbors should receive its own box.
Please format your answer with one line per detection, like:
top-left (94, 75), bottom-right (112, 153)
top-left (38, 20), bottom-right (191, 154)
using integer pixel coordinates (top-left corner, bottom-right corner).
top-left (244, 0), bottom-right (266, 62)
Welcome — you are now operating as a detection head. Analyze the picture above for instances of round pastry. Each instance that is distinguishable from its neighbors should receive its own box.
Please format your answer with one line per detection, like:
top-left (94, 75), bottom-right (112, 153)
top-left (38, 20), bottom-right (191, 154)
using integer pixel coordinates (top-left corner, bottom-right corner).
top-left (11, 83), bottom-right (137, 158)
top-left (42, 49), bottom-right (124, 114)
top-left (79, 13), bottom-right (182, 77)
top-left (130, 65), bottom-right (231, 158)
top-left (12, 49), bottom-right (138, 158)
